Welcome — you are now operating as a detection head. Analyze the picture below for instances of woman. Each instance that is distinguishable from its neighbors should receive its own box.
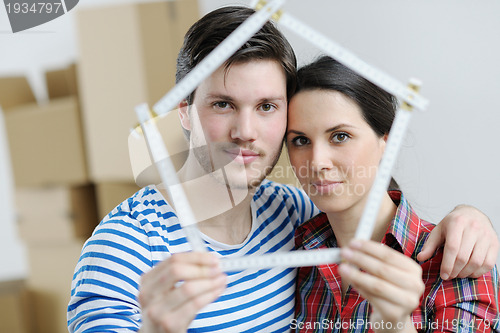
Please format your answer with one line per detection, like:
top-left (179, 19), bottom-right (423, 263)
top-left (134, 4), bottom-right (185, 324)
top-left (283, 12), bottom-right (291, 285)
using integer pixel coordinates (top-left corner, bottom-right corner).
top-left (286, 56), bottom-right (500, 332)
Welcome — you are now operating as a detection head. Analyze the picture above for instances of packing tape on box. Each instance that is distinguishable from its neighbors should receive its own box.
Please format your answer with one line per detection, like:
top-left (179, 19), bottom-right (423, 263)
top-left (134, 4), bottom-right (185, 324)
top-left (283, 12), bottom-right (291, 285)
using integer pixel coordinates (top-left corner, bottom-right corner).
top-left (134, 0), bottom-right (429, 271)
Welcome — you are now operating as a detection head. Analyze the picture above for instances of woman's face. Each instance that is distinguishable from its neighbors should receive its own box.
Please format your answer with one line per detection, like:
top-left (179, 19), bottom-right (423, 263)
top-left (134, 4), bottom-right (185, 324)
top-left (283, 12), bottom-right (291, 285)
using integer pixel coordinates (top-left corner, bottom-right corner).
top-left (287, 90), bottom-right (387, 214)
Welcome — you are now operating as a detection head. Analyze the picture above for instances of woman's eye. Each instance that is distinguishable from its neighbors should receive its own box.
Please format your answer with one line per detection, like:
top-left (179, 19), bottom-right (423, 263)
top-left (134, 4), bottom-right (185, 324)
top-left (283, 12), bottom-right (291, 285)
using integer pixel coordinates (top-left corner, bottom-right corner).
top-left (214, 101), bottom-right (230, 109)
top-left (292, 136), bottom-right (310, 146)
top-left (332, 133), bottom-right (350, 143)
top-left (261, 104), bottom-right (274, 112)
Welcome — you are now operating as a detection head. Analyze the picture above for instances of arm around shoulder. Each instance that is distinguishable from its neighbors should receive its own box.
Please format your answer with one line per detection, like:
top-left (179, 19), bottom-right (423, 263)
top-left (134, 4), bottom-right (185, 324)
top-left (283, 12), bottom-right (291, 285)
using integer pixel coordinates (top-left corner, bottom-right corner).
top-left (418, 205), bottom-right (499, 280)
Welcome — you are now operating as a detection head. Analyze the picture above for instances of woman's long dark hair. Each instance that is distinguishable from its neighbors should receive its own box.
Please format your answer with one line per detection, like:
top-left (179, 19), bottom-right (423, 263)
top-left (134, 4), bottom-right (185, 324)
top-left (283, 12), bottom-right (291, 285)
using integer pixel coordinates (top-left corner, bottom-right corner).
top-left (295, 56), bottom-right (400, 190)
top-left (296, 56), bottom-right (398, 138)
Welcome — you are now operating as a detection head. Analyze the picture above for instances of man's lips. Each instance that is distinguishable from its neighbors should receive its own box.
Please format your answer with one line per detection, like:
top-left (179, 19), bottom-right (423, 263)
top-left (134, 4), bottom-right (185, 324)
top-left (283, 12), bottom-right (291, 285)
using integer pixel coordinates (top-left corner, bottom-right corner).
top-left (311, 180), bottom-right (343, 194)
top-left (225, 149), bottom-right (260, 164)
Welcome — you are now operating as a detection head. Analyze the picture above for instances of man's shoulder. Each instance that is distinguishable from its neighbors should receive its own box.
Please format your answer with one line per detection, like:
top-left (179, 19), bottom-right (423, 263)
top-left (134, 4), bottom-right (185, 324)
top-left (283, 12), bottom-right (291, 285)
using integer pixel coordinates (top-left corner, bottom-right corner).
top-left (256, 180), bottom-right (318, 224)
top-left (98, 184), bottom-right (177, 231)
top-left (104, 185), bottom-right (168, 213)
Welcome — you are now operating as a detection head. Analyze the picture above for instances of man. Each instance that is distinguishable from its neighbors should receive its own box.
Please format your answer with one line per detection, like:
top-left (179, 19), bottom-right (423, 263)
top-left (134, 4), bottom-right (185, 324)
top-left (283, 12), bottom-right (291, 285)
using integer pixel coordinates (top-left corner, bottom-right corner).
top-left (68, 6), bottom-right (499, 333)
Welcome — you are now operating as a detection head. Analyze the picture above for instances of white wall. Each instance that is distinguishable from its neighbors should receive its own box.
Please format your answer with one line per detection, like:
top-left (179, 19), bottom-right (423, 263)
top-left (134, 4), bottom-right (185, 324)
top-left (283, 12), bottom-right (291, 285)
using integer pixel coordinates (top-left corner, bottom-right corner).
top-left (201, 0), bottom-right (500, 246)
top-left (1, 0), bottom-right (499, 269)
top-left (276, 1), bottom-right (500, 226)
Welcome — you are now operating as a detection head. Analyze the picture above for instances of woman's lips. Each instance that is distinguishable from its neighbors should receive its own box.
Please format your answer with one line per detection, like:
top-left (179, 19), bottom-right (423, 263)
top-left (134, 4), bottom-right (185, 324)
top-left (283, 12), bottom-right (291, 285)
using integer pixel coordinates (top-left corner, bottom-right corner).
top-left (311, 180), bottom-right (343, 194)
top-left (225, 149), bottom-right (259, 164)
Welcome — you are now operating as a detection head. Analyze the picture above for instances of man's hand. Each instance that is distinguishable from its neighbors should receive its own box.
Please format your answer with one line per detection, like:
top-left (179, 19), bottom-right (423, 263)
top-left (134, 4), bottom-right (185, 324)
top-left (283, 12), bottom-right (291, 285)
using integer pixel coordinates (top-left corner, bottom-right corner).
top-left (138, 252), bottom-right (227, 333)
top-left (417, 205), bottom-right (499, 280)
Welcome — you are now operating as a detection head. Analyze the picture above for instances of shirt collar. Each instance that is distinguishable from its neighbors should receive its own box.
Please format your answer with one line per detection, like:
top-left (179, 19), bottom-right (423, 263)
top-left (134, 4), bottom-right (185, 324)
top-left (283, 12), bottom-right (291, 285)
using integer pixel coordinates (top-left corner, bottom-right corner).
top-left (295, 191), bottom-right (421, 257)
top-left (295, 213), bottom-right (335, 250)
top-left (384, 190), bottom-right (421, 257)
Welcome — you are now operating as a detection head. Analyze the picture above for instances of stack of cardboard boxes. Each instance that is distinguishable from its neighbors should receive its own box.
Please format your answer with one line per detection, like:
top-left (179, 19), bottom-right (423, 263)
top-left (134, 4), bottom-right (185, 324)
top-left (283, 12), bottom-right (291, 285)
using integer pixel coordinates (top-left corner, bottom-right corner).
top-left (0, 1), bottom-right (201, 332)
top-left (1, 0), bottom-right (300, 331)
top-left (1, 65), bottom-right (99, 333)
top-left (77, 0), bottom-right (200, 185)
top-left (75, 0), bottom-right (204, 217)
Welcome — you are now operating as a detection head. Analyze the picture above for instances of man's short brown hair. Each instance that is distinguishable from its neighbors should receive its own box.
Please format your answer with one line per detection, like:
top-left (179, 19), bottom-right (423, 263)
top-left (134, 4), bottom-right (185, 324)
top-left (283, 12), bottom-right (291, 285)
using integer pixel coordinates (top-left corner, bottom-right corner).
top-left (176, 6), bottom-right (297, 139)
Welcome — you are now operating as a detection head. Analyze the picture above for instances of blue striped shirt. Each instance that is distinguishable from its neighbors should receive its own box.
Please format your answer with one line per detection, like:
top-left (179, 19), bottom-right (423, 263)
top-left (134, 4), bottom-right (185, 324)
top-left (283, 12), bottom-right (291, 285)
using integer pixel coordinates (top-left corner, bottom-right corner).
top-left (68, 180), bottom-right (318, 332)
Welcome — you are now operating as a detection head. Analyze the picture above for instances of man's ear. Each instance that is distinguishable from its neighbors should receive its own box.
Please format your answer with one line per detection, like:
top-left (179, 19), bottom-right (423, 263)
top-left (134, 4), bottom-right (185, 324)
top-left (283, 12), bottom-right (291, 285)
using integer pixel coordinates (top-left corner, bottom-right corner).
top-left (178, 100), bottom-right (191, 131)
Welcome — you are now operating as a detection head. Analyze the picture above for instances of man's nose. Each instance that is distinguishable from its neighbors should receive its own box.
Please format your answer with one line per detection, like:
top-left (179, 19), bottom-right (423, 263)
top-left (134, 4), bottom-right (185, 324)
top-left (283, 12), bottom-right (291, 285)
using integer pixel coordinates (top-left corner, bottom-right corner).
top-left (230, 109), bottom-right (258, 142)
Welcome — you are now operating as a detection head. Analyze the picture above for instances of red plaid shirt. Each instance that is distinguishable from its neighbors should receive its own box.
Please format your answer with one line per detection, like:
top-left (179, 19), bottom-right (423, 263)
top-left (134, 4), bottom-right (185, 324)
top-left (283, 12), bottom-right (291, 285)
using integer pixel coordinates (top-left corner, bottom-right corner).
top-left (294, 191), bottom-right (500, 332)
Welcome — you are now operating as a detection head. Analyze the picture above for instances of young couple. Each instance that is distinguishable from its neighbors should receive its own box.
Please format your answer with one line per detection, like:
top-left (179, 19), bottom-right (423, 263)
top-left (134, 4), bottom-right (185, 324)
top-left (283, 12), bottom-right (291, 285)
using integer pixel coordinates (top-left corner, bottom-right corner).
top-left (68, 6), bottom-right (500, 333)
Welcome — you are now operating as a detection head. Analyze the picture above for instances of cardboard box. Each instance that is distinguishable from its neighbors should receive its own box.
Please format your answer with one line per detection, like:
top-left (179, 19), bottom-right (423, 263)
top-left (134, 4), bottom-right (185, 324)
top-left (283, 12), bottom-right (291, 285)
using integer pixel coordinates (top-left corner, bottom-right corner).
top-left (5, 96), bottom-right (88, 186)
top-left (15, 184), bottom-right (99, 243)
top-left (95, 182), bottom-right (140, 219)
top-left (77, 0), bottom-right (200, 182)
top-left (26, 241), bottom-right (84, 333)
top-left (0, 280), bottom-right (35, 333)
top-left (45, 63), bottom-right (79, 100)
top-left (129, 108), bottom-right (189, 187)
top-left (0, 76), bottom-right (37, 111)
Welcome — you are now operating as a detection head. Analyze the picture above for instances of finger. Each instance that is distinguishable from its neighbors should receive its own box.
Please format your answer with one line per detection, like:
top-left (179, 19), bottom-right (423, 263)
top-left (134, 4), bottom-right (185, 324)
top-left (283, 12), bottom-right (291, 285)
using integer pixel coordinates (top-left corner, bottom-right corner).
top-left (468, 253), bottom-right (496, 279)
top-left (447, 228), bottom-right (476, 279)
top-left (341, 246), bottom-right (422, 291)
top-left (156, 252), bottom-right (220, 271)
top-left (471, 230), bottom-right (500, 278)
top-left (338, 263), bottom-right (422, 311)
top-left (456, 240), bottom-right (489, 278)
top-left (177, 281), bottom-right (226, 315)
top-left (361, 295), bottom-right (414, 327)
top-left (147, 252), bottom-right (219, 284)
top-left (173, 285), bottom-right (227, 332)
top-left (147, 278), bottom-right (226, 333)
top-left (162, 274), bottom-right (227, 311)
top-left (354, 288), bottom-right (412, 325)
top-left (348, 240), bottom-right (421, 273)
top-left (142, 266), bottom-right (222, 308)
top-left (140, 253), bottom-right (220, 305)
top-left (430, 225), bottom-right (463, 280)
top-left (142, 261), bottom-right (220, 301)
top-left (417, 222), bottom-right (445, 262)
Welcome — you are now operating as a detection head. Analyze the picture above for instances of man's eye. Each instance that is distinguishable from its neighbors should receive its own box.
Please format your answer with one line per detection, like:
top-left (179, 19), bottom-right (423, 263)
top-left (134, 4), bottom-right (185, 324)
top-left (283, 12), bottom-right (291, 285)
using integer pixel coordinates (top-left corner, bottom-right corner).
top-left (261, 104), bottom-right (274, 112)
top-left (332, 133), bottom-right (350, 143)
top-left (292, 136), bottom-right (309, 146)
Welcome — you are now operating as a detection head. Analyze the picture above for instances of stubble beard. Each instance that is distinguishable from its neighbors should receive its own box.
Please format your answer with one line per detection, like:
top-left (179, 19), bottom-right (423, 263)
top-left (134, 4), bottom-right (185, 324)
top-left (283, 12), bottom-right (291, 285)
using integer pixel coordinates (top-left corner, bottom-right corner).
top-left (192, 139), bottom-right (282, 190)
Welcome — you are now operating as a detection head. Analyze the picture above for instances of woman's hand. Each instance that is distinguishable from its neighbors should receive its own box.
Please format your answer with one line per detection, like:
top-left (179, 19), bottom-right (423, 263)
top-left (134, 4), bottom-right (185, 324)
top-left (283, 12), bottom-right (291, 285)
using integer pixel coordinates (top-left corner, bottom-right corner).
top-left (138, 252), bottom-right (227, 333)
top-left (339, 240), bottom-right (424, 333)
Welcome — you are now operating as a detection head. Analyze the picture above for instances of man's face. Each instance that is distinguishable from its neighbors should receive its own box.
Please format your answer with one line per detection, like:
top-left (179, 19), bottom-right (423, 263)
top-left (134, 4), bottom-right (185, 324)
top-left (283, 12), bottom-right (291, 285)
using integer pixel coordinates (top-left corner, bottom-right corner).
top-left (181, 60), bottom-right (288, 189)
